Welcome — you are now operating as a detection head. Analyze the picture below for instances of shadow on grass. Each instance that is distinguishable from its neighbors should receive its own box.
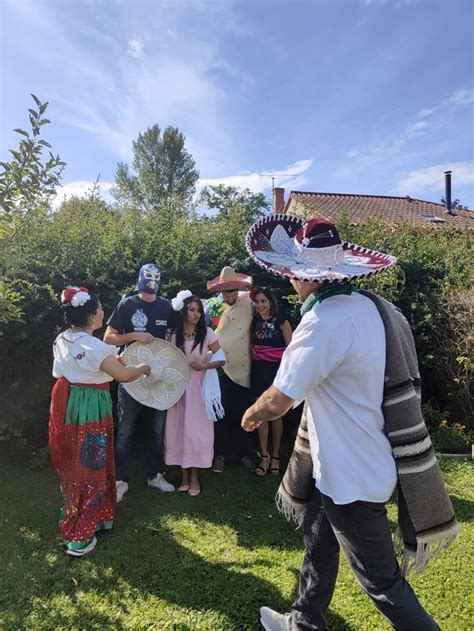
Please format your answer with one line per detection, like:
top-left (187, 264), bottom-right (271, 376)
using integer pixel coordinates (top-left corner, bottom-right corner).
top-left (2, 508), bottom-right (354, 630)
top-left (0, 443), bottom-right (356, 630)
top-left (449, 495), bottom-right (474, 522)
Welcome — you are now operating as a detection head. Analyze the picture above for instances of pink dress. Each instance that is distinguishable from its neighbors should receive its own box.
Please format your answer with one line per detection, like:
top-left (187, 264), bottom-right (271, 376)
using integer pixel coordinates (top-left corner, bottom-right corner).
top-left (164, 327), bottom-right (218, 468)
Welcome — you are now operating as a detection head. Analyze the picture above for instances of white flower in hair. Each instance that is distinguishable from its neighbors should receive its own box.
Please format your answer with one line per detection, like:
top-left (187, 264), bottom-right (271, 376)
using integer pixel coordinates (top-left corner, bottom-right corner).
top-left (172, 289), bottom-right (192, 311)
top-left (70, 290), bottom-right (91, 307)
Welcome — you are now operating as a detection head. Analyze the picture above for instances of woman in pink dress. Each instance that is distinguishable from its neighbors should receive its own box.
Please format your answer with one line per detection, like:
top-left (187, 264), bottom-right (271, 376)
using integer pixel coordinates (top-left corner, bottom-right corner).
top-left (165, 292), bottom-right (225, 496)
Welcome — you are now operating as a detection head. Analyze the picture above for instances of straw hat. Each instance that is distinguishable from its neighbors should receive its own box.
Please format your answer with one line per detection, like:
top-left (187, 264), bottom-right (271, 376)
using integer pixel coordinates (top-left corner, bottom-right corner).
top-left (121, 339), bottom-right (189, 410)
top-left (246, 214), bottom-right (397, 283)
top-left (206, 266), bottom-right (252, 293)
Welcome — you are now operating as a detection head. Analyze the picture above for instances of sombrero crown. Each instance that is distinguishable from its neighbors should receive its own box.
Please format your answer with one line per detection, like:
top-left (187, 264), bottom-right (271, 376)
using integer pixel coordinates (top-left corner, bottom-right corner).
top-left (121, 339), bottom-right (189, 410)
top-left (246, 213), bottom-right (396, 282)
top-left (207, 266), bottom-right (252, 293)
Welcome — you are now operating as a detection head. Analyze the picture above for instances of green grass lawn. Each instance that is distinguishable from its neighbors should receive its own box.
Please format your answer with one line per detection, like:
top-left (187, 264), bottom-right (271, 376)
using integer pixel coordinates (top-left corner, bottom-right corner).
top-left (0, 447), bottom-right (472, 630)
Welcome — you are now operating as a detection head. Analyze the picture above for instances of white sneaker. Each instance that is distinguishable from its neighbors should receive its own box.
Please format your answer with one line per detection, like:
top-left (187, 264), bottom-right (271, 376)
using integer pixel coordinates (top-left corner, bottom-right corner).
top-left (116, 480), bottom-right (129, 503)
top-left (147, 473), bottom-right (175, 492)
top-left (66, 536), bottom-right (98, 557)
top-left (260, 607), bottom-right (291, 631)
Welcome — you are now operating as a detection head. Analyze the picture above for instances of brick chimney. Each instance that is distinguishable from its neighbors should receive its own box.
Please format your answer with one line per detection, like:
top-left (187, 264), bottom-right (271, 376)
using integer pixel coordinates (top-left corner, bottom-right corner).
top-left (273, 187), bottom-right (285, 213)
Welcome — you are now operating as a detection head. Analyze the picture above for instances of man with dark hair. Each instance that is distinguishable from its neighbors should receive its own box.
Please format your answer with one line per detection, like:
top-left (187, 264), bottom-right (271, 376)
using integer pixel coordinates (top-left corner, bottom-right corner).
top-left (206, 266), bottom-right (255, 473)
top-left (242, 215), bottom-right (458, 631)
top-left (104, 263), bottom-right (175, 501)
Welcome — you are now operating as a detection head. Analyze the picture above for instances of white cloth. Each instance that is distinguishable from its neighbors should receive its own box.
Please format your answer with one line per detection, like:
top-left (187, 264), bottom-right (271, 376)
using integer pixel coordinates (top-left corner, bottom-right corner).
top-left (52, 331), bottom-right (118, 384)
top-left (274, 292), bottom-right (397, 505)
top-left (202, 348), bottom-right (225, 422)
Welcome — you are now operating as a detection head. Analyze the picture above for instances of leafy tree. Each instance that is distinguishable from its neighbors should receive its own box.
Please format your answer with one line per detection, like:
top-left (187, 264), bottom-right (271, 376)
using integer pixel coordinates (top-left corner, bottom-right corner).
top-left (440, 197), bottom-right (468, 211)
top-left (0, 94), bottom-right (65, 332)
top-left (0, 94), bottom-right (65, 217)
top-left (114, 124), bottom-right (199, 211)
top-left (200, 184), bottom-right (269, 224)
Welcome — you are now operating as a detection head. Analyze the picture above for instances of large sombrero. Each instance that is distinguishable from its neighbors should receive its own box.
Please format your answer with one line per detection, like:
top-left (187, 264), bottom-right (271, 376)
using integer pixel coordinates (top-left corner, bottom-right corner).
top-left (207, 266), bottom-right (252, 293)
top-left (246, 213), bottom-right (397, 282)
top-left (121, 339), bottom-right (189, 410)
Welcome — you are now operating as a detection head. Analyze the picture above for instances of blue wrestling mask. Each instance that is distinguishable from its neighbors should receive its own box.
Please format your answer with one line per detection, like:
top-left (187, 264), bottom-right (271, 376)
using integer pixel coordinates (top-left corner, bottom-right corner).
top-left (138, 263), bottom-right (161, 294)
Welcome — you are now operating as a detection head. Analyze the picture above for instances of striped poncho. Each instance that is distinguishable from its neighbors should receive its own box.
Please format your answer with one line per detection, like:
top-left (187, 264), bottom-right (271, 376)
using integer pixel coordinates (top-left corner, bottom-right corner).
top-left (276, 291), bottom-right (459, 575)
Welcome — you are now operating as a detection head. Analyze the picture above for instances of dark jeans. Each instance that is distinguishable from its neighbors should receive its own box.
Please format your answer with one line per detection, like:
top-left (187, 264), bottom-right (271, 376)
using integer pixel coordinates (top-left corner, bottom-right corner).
top-left (115, 385), bottom-right (166, 482)
top-left (214, 372), bottom-right (251, 462)
top-left (291, 489), bottom-right (439, 631)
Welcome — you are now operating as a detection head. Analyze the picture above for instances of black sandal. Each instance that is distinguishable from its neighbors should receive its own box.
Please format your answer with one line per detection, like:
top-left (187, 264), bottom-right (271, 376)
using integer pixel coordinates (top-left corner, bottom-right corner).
top-left (255, 454), bottom-right (269, 476)
top-left (270, 456), bottom-right (280, 476)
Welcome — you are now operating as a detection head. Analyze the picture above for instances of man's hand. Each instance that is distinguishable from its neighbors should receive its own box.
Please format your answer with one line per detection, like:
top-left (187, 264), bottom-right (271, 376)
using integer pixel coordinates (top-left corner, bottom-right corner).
top-left (241, 386), bottom-right (294, 432)
top-left (134, 332), bottom-right (155, 344)
top-left (241, 411), bottom-right (262, 432)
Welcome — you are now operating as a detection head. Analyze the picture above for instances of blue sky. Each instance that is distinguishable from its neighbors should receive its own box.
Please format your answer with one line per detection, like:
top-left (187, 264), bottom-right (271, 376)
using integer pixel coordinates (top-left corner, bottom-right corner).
top-left (1, 0), bottom-right (473, 209)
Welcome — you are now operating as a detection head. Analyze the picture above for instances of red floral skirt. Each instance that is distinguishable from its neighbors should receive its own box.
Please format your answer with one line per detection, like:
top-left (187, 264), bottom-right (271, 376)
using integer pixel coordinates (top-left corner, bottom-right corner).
top-left (49, 378), bottom-right (116, 544)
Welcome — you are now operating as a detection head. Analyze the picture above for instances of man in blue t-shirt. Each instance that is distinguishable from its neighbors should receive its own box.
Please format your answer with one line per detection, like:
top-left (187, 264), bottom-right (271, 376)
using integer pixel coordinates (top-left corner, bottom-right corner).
top-left (104, 263), bottom-right (175, 501)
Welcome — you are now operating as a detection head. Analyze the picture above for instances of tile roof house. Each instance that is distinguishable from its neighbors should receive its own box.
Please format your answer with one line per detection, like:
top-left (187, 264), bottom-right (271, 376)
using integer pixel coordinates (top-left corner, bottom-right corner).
top-left (272, 172), bottom-right (473, 230)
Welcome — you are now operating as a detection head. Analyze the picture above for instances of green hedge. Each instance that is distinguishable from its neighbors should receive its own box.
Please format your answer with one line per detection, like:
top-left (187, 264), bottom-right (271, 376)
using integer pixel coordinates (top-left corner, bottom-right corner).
top-left (0, 199), bottom-right (472, 448)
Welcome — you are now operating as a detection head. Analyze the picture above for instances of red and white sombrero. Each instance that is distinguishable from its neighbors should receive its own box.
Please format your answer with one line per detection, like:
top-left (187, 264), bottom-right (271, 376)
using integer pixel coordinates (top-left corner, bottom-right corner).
top-left (246, 214), bottom-right (397, 282)
top-left (207, 266), bottom-right (253, 293)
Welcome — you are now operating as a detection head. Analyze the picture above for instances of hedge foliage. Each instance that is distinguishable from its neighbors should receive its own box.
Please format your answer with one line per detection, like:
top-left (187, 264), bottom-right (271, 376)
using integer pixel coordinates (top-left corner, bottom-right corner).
top-left (0, 194), bottom-right (472, 448)
top-left (0, 98), bottom-right (472, 446)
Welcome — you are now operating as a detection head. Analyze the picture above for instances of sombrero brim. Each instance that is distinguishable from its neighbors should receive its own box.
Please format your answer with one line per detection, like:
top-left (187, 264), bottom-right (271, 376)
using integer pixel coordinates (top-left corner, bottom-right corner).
top-left (121, 339), bottom-right (189, 410)
top-left (246, 213), bottom-right (397, 282)
top-left (207, 273), bottom-right (253, 293)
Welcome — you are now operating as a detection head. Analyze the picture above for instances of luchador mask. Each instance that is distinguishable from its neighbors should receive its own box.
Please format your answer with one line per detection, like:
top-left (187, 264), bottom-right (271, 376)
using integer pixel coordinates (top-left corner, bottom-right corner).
top-left (138, 263), bottom-right (161, 294)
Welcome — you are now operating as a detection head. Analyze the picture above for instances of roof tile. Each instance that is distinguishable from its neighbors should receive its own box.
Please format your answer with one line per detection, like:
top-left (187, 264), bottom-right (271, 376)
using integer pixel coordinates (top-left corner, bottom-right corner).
top-left (285, 192), bottom-right (473, 229)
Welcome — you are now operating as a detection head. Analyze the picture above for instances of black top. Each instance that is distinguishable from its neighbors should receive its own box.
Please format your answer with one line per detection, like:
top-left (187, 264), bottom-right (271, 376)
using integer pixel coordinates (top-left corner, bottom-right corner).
top-left (251, 313), bottom-right (286, 348)
top-left (107, 294), bottom-right (174, 341)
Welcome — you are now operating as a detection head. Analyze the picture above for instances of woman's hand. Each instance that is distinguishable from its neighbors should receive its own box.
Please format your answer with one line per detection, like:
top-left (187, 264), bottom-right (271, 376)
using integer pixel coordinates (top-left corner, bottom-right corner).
top-left (190, 359), bottom-right (207, 371)
top-left (138, 363), bottom-right (151, 377)
top-left (117, 354), bottom-right (127, 367)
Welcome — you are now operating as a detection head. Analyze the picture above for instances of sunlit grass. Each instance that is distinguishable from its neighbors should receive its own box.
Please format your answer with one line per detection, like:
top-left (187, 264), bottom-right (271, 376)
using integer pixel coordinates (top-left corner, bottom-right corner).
top-left (1, 450), bottom-right (472, 630)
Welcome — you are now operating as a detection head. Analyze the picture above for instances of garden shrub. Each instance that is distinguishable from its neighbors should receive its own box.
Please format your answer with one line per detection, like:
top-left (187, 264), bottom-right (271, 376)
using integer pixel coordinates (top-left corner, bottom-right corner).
top-left (1, 188), bottom-right (472, 446)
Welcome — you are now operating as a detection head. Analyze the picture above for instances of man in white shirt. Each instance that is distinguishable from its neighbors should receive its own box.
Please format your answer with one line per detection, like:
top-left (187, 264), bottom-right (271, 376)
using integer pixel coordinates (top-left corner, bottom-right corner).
top-left (242, 215), bottom-right (439, 630)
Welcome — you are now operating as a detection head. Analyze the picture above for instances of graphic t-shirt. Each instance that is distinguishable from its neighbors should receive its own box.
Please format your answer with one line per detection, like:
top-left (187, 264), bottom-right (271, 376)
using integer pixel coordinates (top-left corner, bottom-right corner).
top-left (106, 295), bottom-right (174, 341)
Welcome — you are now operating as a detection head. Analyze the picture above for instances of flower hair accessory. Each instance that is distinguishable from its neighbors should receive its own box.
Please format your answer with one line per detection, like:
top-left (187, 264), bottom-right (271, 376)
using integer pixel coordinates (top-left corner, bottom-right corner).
top-left (60, 286), bottom-right (91, 308)
top-left (172, 289), bottom-right (192, 311)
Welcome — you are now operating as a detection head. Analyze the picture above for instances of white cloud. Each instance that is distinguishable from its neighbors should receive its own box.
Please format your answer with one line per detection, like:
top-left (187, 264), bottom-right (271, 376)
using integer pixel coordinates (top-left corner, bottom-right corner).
top-left (404, 120), bottom-right (428, 137)
top-left (417, 88), bottom-right (474, 118)
top-left (345, 149), bottom-right (361, 159)
top-left (3, 0), bottom-right (250, 174)
top-left (126, 38), bottom-right (144, 58)
top-left (394, 161), bottom-right (474, 197)
top-left (52, 159), bottom-right (314, 210)
top-left (53, 180), bottom-right (114, 209)
top-left (447, 89), bottom-right (474, 107)
top-left (198, 159), bottom-right (314, 194)
top-left (342, 118), bottom-right (430, 168)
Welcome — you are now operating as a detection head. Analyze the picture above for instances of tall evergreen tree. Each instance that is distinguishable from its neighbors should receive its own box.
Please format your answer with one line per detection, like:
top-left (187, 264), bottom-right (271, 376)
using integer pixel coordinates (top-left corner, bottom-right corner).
top-left (114, 124), bottom-right (199, 211)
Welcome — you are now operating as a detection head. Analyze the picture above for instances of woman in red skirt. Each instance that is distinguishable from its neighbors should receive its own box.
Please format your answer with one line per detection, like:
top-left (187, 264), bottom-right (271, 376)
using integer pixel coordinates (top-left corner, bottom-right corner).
top-left (50, 286), bottom-right (150, 556)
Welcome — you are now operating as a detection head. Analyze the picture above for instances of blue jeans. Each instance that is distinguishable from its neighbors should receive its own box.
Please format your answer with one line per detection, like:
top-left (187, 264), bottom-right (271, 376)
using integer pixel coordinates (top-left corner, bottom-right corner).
top-left (115, 385), bottom-right (166, 482)
top-left (291, 489), bottom-right (439, 631)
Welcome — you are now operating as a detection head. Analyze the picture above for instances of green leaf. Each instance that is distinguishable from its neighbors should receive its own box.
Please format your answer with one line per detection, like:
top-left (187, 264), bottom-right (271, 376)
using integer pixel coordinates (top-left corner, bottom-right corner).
top-left (30, 93), bottom-right (41, 109)
top-left (13, 129), bottom-right (29, 138)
